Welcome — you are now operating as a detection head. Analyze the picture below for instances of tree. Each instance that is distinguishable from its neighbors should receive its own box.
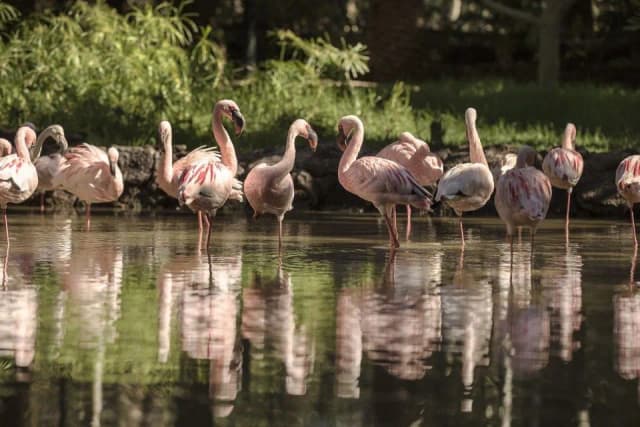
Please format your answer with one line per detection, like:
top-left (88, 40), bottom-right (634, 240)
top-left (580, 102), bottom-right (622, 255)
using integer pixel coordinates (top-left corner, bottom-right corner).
top-left (479, 0), bottom-right (578, 88)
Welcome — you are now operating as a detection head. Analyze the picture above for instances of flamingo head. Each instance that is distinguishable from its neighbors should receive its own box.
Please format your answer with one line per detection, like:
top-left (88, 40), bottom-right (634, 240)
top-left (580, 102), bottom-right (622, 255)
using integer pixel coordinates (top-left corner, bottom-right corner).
top-left (158, 121), bottom-right (172, 149)
top-left (216, 99), bottom-right (245, 136)
top-left (15, 124), bottom-right (37, 158)
top-left (515, 145), bottom-right (537, 169)
top-left (0, 138), bottom-right (12, 156)
top-left (292, 119), bottom-right (318, 152)
top-left (464, 107), bottom-right (477, 126)
top-left (336, 115), bottom-right (362, 151)
top-left (107, 147), bottom-right (119, 176)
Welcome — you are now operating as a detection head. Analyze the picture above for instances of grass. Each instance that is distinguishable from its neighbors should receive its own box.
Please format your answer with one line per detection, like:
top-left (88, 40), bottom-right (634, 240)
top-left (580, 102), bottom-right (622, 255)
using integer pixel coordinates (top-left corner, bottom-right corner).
top-left (0, 1), bottom-right (636, 153)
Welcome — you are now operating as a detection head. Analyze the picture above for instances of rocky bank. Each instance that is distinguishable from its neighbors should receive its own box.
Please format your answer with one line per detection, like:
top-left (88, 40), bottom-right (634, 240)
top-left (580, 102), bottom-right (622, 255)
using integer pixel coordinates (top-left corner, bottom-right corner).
top-left (29, 143), bottom-right (636, 219)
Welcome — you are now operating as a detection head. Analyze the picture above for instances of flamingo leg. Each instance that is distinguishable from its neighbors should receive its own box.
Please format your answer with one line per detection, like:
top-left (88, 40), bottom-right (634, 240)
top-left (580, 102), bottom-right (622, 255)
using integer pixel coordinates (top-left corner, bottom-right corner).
top-left (205, 214), bottom-right (213, 250)
top-left (509, 233), bottom-right (514, 284)
top-left (405, 205), bottom-right (412, 241)
top-left (382, 207), bottom-right (400, 251)
top-left (630, 245), bottom-right (638, 289)
top-left (392, 206), bottom-right (397, 239)
top-left (86, 203), bottom-right (92, 231)
top-left (631, 206), bottom-right (638, 248)
top-left (197, 211), bottom-right (203, 233)
top-left (458, 216), bottom-right (465, 248)
top-left (40, 192), bottom-right (45, 213)
top-left (278, 217), bottom-right (284, 252)
top-left (565, 189), bottom-right (571, 236)
top-left (3, 208), bottom-right (8, 249)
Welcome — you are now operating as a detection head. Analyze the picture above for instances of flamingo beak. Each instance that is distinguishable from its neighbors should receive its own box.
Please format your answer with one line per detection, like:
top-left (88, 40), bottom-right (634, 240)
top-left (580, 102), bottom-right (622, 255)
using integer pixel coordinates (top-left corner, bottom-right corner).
top-left (308, 128), bottom-right (318, 152)
top-left (231, 110), bottom-right (245, 136)
top-left (109, 159), bottom-right (117, 176)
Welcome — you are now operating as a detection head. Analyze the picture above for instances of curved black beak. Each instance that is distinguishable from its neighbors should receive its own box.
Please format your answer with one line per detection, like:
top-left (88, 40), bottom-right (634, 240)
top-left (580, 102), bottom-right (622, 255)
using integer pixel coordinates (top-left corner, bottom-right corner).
top-left (307, 127), bottom-right (318, 152)
top-left (56, 133), bottom-right (69, 154)
top-left (231, 110), bottom-right (245, 136)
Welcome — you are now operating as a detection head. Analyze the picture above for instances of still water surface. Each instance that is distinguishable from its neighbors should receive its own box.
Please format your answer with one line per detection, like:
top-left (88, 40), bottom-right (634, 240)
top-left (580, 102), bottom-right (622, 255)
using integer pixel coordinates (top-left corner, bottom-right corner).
top-left (0, 212), bottom-right (639, 426)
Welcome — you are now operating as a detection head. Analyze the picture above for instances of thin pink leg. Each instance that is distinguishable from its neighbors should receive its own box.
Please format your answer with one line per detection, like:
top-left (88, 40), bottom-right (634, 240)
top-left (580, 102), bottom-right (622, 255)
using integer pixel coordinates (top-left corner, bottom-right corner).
top-left (198, 211), bottom-right (203, 233)
top-left (86, 203), bottom-right (91, 231)
top-left (459, 216), bottom-right (465, 248)
top-left (565, 190), bottom-right (571, 236)
top-left (383, 210), bottom-right (400, 251)
top-left (205, 214), bottom-right (213, 250)
top-left (405, 205), bottom-right (412, 240)
top-left (631, 206), bottom-right (638, 248)
top-left (3, 208), bottom-right (8, 250)
top-left (278, 218), bottom-right (283, 252)
top-left (630, 245), bottom-right (638, 289)
top-left (40, 192), bottom-right (45, 213)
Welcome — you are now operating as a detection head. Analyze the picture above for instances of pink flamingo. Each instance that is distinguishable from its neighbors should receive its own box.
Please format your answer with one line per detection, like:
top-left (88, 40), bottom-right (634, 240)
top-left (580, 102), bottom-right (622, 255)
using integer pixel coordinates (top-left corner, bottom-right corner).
top-left (616, 155), bottom-right (640, 247)
top-left (435, 108), bottom-right (494, 247)
top-left (494, 145), bottom-right (552, 247)
top-left (377, 131), bottom-right (443, 238)
top-left (53, 144), bottom-right (124, 229)
top-left (177, 99), bottom-right (245, 248)
top-left (156, 120), bottom-right (220, 232)
top-left (244, 119), bottom-right (318, 250)
top-left (336, 115), bottom-right (432, 250)
top-left (33, 127), bottom-right (69, 212)
top-left (542, 123), bottom-right (583, 233)
top-left (0, 125), bottom-right (57, 246)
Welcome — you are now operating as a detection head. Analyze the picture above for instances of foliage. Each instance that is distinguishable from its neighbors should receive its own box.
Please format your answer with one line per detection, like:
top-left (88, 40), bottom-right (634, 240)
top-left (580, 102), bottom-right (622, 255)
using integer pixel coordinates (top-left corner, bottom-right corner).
top-left (0, 0), bottom-right (225, 146)
top-left (274, 29), bottom-right (369, 82)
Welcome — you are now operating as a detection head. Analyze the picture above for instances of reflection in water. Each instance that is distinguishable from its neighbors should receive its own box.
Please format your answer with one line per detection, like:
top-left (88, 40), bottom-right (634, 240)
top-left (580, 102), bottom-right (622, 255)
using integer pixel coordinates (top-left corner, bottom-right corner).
top-left (361, 253), bottom-right (442, 381)
top-left (242, 266), bottom-right (315, 396)
top-left (178, 252), bottom-right (243, 417)
top-left (336, 286), bottom-right (362, 398)
top-left (0, 287), bottom-right (37, 367)
top-left (614, 250), bottom-right (640, 404)
top-left (542, 245), bottom-right (583, 362)
top-left (441, 248), bottom-right (492, 413)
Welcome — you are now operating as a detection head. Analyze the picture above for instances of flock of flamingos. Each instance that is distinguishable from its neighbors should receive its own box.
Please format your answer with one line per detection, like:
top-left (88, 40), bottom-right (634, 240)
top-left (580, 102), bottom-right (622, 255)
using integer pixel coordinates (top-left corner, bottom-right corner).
top-left (0, 98), bottom-right (639, 253)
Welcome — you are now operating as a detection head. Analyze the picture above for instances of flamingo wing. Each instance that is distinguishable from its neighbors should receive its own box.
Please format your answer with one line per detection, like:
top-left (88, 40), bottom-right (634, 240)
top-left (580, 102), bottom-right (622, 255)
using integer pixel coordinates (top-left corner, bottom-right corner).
top-left (499, 168), bottom-right (552, 221)
top-left (436, 163), bottom-right (493, 203)
top-left (0, 155), bottom-right (37, 201)
top-left (543, 148), bottom-right (584, 186)
top-left (172, 146), bottom-right (220, 178)
top-left (616, 155), bottom-right (640, 203)
top-left (178, 158), bottom-right (234, 212)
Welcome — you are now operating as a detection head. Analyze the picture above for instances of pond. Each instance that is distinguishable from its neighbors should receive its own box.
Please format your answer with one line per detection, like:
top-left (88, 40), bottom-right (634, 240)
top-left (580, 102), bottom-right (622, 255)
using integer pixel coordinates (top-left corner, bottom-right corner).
top-left (0, 212), bottom-right (639, 426)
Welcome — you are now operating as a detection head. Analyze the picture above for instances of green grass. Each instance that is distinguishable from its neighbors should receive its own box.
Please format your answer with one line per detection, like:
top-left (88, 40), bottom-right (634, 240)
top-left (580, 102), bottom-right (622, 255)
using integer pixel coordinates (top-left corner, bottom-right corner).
top-left (0, 1), bottom-right (636, 153)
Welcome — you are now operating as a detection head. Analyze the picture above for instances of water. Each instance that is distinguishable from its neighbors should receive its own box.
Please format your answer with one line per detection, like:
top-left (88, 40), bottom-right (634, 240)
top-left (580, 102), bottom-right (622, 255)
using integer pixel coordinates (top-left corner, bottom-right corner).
top-left (0, 211), bottom-right (639, 426)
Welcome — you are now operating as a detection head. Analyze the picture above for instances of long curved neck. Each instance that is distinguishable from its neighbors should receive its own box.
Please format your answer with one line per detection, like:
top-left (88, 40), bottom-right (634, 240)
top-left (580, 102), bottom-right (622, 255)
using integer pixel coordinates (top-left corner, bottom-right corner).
top-left (339, 122), bottom-right (364, 174)
top-left (212, 106), bottom-right (238, 176)
top-left (466, 120), bottom-right (487, 166)
top-left (270, 126), bottom-right (300, 182)
top-left (30, 128), bottom-right (56, 160)
top-left (561, 125), bottom-right (576, 150)
top-left (15, 129), bottom-right (32, 162)
top-left (160, 134), bottom-right (173, 185)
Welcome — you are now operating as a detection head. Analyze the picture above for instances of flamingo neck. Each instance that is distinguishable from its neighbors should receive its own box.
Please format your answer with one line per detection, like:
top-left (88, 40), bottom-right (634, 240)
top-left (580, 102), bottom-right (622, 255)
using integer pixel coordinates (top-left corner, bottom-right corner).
top-left (160, 134), bottom-right (174, 187)
top-left (270, 125), bottom-right (300, 181)
top-left (30, 127), bottom-right (57, 160)
top-left (339, 121), bottom-right (364, 174)
top-left (212, 106), bottom-right (238, 176)
top-left (466, 120), bottom-right (487, 166)
top-left (14, 128), bottom-right (33, 162)
top-left (561, 124), bottom-right (576, 150)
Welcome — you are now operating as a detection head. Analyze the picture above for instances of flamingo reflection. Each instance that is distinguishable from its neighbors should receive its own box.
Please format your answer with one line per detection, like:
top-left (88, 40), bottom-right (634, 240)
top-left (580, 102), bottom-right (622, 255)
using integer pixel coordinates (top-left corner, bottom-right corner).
top-left (178, 251), bottom-right (243, 418)
top-left (0, 286), bottom-right (37, 368)
top-left (613, 249), bottom-right (640, 404)
top-left (361, 252), bottom-right (442, 381)
top-left (242, 266), bottom-right (315, 396)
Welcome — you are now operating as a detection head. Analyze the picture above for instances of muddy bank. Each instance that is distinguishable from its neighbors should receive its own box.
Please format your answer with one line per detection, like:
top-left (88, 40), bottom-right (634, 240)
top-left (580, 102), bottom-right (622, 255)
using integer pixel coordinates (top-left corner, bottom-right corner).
top-left (28, 144), bottom-right (635, 219)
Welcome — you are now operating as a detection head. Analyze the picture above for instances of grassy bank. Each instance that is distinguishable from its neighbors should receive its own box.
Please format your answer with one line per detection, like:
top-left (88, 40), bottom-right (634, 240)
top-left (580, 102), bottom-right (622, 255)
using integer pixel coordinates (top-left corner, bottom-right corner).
top-left (0, 1), bottom-right (636, 153)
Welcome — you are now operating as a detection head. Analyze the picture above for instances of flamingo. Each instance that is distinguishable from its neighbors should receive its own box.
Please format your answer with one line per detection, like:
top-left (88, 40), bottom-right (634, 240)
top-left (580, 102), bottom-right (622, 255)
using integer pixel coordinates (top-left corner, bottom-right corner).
top-left (435, 108), bottom-right (494, 247)
top-left (177, 99), bottom-right (245, 249)
top-left (615, 155), bottom-right (640, 247)
top-left (0, 125), bottom-right (63, 247)
top-left (336, 115), bottom-right (432, 250)
top-left (52, 143), bottom-right (124, 229)
top-left (542, 123), bottom-right (584, 234)
top-left (244, 118), bottom-right (318, 250)
top-left (494, 145), bottom-right (552, 248)
top-left (32, 126), bottom-right (69, 212)
top-left (156, 120), bottom-right (221, 232)
top-left (377, 131), bottom-right (443, 238)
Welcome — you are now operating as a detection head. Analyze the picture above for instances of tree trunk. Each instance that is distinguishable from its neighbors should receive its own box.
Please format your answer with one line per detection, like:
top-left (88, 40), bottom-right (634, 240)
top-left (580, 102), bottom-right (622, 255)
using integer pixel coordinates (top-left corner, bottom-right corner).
top-left (537, 1), bottom-right (577, 88)
top-left (367, 0), bottom-right (423, 80)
